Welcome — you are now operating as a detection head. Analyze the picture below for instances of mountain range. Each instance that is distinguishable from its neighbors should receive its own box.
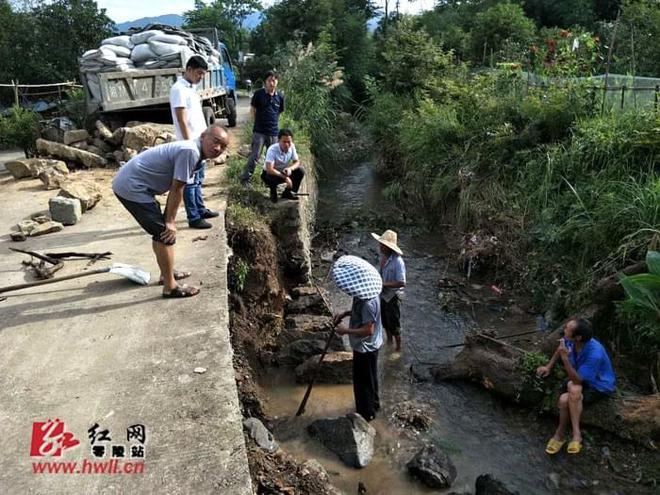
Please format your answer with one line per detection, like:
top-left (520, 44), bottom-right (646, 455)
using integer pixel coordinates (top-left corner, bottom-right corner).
top-left (114, 13), bottom-right (263, 33)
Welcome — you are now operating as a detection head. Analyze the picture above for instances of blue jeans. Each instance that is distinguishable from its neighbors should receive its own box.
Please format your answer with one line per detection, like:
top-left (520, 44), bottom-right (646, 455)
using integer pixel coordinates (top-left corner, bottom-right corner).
top-left (240, 132), bottom-right (278, 182)
top-left (183, 162), bottom-right (206, 222)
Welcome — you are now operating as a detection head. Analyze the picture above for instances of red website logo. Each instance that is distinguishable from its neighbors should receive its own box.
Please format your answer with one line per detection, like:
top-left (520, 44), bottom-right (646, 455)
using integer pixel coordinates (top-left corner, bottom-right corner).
top-left (30, 419), bottom-right (80, 457)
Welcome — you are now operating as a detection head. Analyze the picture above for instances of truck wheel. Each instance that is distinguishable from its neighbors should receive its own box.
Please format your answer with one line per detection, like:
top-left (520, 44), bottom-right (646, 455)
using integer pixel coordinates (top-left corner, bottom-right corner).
top-left (203, 106), bottom-right (215, 127)
top-left (227, 96), bottom-right (237, 128)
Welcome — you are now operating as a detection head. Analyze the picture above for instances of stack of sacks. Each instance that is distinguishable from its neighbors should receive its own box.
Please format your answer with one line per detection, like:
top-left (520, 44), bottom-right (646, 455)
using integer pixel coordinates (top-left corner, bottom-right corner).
top-left (80, 25), bottom-right (224, 102)
top-left (130, 31), bottom-right (194, 69)
top-left (80, 36), bottom-right (136, 100)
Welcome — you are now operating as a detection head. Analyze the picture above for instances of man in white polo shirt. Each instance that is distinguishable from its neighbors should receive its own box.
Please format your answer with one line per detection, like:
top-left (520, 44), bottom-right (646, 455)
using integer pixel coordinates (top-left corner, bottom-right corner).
top-left (261, 128), bottom-right (305, 203)
top-left (170, 55), bottom-right (219, 229)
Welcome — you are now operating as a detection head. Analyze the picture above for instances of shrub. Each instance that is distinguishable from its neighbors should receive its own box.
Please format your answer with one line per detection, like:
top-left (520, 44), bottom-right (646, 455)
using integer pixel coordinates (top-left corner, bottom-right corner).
top-left (0, 106), bottom-right (40, 157)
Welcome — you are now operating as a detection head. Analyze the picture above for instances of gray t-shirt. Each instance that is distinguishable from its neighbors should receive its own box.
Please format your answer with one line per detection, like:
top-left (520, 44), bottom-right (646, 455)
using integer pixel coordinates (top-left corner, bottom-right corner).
top-left (112, 140), bottom-right (202, 203)
top-left (348, 296), bottom-right (383, 353)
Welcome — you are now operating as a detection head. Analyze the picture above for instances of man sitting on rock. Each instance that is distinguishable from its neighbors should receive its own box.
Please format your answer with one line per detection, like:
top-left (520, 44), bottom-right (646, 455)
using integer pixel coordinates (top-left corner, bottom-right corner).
top-left (537, 318), bottom-right (616, 455)
top-left (261, 128), bottom-right (305, 203)
top-left (112, 123), bottom-right (229, 298)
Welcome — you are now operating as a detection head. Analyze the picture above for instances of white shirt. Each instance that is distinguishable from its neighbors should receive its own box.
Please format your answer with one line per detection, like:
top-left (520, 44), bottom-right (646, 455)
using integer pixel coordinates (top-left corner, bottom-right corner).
top-left (169, 77), bottom-right (206, 141)
top-left (263, 142), bottom-right (299, 171)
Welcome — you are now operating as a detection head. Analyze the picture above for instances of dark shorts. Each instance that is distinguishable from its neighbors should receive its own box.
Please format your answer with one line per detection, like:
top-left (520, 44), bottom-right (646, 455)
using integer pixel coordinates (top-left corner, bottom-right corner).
top-left (115, 194), bottom-right (174, 245)
top-left (565, 381), bottom-right (612, 406)
top-left (381, 296), bottom-right (401, 336)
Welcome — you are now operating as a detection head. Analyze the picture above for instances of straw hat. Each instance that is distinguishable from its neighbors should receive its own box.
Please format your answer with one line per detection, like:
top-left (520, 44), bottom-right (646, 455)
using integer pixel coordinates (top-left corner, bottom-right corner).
top-left (371, 229), bottom-right (403, 255)
top-left (331, 255), bottom-right (383, 300)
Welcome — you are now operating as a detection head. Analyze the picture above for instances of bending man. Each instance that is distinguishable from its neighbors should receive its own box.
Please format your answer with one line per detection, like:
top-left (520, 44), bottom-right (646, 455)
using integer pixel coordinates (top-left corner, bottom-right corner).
top-left (112, 123), bottom-right (229, 298)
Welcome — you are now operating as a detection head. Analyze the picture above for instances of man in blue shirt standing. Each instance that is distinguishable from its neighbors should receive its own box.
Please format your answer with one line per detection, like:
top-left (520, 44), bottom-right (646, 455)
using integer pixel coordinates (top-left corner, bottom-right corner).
top-left (536, 318), bottom-right (616, 455)
top-left (240, 70), bottom-right (284, 186)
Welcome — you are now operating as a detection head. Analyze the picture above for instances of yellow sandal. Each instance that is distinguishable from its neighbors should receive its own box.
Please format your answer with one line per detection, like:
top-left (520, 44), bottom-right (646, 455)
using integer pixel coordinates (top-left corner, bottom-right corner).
top-left (545, 438), bottom-right (566, 455)
top-left (567, 440), bottom-right (582, 454)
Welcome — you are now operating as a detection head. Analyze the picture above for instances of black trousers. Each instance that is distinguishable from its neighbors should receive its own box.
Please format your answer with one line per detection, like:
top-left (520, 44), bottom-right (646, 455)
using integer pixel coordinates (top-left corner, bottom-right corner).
top-left (353, 349), bottom-right (380, 420)
top-left (261, 167), bottom-right (305, 193)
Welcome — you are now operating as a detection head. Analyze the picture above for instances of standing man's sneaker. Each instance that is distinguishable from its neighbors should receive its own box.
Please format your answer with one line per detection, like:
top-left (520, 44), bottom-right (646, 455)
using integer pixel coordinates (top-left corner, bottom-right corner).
top-left (189, 218), bottom-right (212, 229)
top-left (281, 189), bottom-right (298, 201)
top-left (201, 209), bottom-right (220, 219)
top-left (270, 188), bottom-right (278, 203)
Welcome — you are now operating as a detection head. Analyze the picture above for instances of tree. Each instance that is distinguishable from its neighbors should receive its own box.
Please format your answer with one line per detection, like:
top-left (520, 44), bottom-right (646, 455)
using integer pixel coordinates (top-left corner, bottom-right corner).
top-left (611, 0), bottom-right (660, 77)
top-left (184, 0), bottom-right (261, 56)
top-left (469, 2), bottom-right (536, 64)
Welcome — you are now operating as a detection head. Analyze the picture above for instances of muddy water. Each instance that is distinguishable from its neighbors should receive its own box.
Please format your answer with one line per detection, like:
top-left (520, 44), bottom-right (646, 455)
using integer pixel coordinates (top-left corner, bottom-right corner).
top-left (262, 161), bottom-right (640, 494)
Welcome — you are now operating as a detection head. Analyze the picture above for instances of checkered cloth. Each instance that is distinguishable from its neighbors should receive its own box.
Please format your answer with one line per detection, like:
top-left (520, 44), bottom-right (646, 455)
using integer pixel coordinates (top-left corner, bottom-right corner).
top-left (331, 255), bottom-right (382, 300)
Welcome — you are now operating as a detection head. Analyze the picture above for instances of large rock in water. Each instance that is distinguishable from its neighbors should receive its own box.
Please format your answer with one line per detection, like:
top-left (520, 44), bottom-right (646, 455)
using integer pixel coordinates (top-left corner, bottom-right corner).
top-left (295, 351), bottom-right (353, 384)
top-left (475, 474), bottom-right (519, 495)
top-left (308, 413), bottom-right (376, 468)
top-left (407, 444), bottom-right (457, 489)
top-left (36, 139), bottom-right (107, 168)
top-left (59, 180), bottom-right (103, 212)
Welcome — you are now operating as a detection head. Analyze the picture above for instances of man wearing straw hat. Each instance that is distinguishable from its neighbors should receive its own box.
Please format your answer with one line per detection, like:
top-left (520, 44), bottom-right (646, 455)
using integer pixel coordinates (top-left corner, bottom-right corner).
top-left (371, 230), bottom-right (406, 352)
top-left (332, 255), bottom-right (384, 421)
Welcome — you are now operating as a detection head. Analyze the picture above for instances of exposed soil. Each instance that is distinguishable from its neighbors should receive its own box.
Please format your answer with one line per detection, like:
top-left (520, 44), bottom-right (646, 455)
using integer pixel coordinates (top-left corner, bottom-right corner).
top-left (226, 207), bottom-right (341, 494)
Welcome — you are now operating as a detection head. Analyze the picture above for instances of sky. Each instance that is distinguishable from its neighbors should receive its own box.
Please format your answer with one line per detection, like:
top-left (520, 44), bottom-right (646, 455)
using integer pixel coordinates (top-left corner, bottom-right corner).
top-left (97, 0), bottom-right (435, 24)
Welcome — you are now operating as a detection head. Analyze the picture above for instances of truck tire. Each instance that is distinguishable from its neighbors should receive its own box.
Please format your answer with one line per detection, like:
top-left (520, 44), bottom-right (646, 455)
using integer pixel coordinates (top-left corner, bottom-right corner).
top-left (227, 96), bottom-right (237, 128)
top-left (203, 106), bottom-right (215, 127)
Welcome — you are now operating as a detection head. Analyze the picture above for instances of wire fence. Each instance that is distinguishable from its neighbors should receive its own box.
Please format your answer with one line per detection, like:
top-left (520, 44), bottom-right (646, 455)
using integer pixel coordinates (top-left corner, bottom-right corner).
top-left (0, 81), bottom-right (81, 113)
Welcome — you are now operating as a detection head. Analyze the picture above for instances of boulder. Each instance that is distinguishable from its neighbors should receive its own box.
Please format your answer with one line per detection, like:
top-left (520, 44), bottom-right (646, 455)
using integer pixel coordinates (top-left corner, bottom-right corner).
top-left (285, 314), bottom-right (333, 333)
top-left (123, 123), bottom-right (175, 151)
top-left (92, 138), bottom-right (112, 153)
top-left (29, 221), bottom-right (64, 237)
top-left (295, 351), bottom-right (353, 384)
top-left (123, 147), bottom-right (137, 162)
top-left (59, 180), bottom-right (103, 212)
top-left (277, 327), bottom-right (339, 348)
top-left (308, 413), bottom-right (375, 468)
top-left (38, 168), bottom-right (68, 190)
top-left (407, 444), bottom-right (457, 489)
top-left (278, 337), bottom-right (345, 366)
top-left (49, 197), bottom-right (82, 226)
top-left (475, 474), bottom-right (519, 495)
top-left (111, 127), bottom-right (126, 145)
top-left (17, 220), bottom-right (38, 235)
top-left (95, 120), bottom-right (113, 141)
top-left (63, 129), bottom-right (89, 146)
top-left (36, 139), bottom-right (107, 168)
top-left (286, 293), bottom-right (331, 315)
top-left (10, 232), bottom-right (27, 242)
top-left (112, 150), bottom-right (125, 163)
top-left (85, 145), bottom-right (104, 156)
top-left (243, 417), bottom-right (277, 453)
top-left (4, 159), bottom-right (32, 179)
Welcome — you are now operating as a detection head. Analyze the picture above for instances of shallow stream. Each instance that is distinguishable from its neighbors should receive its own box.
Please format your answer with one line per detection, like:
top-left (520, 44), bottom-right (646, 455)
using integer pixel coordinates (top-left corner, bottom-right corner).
top-left (262, 161), bottom-right (646, 494)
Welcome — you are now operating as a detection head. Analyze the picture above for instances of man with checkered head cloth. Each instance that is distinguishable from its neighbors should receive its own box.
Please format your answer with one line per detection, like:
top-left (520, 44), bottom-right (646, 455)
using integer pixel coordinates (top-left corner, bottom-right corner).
top-left (332, 255), bottom-right (384, 421)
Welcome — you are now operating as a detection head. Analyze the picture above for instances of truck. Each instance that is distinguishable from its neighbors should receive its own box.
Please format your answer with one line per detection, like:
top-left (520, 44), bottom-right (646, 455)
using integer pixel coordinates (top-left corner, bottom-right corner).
top-left (79, 27), bottom-right (238, 127)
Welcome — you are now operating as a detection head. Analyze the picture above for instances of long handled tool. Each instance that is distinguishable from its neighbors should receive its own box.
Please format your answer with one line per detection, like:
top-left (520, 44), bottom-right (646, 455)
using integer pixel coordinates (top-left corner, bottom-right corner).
top-left (295, 284), bottom-right (338, 417)
top-left (0, 263), bottom-right (151, 294)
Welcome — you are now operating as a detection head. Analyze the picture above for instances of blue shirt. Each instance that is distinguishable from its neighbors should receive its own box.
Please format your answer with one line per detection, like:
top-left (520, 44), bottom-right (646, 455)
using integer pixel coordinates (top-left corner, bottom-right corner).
top-left (348, 296), bottom-right (383, 354)
top-left (377, 254), bottom-right (406, 302)
top-left (567, 338), bottom-right (616, 394)
top-left (251, 88), bottom-right (284, 136)
top-left (112, 139), bottom-right (202, 203)
top-left (263, 143), bottom-right (298, 172)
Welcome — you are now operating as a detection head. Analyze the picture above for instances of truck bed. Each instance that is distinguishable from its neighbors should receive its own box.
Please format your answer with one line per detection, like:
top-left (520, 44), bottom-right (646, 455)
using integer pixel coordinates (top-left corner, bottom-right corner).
top-left (83, 64), bottom-right (226, 113)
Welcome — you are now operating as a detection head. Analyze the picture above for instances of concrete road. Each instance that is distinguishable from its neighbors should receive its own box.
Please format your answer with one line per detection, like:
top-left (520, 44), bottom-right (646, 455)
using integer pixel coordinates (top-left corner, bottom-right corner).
top-left (0, 101), bottom-right (252, 494)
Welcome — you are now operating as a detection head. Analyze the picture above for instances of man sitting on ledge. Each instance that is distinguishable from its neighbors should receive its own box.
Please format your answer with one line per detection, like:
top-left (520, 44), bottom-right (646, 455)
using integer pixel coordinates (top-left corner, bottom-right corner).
top-left (536, 318), bottom-right (616, 455)
top-left (261, 128), bottom-right (305, 203)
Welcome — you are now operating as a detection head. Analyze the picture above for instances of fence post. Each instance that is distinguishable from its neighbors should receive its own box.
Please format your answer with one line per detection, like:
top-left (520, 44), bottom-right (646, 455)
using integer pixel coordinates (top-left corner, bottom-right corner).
top-left (620, 85), bottom-right (626, 110)
top-left (655, 85), bottom-right (659, 112)
top-left (12, 79), bottom-right (19, 107)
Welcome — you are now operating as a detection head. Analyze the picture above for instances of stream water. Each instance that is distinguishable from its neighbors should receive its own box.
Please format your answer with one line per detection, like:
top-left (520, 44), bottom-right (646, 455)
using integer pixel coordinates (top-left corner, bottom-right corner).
top-left (261, 161), bottom-right (646, 494)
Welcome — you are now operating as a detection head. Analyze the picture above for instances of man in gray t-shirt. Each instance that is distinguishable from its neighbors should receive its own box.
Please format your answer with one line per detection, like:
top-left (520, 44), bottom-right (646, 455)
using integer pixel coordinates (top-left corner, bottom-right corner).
top-left (112, 123), bottom-right (229, 298)
top-left (334, 295), bottom-right (383, 421)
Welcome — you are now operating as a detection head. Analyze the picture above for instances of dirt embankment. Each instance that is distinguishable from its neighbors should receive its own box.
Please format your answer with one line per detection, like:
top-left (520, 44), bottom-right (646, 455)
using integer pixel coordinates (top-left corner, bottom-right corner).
top-left (226, 207), bottom-right (340, 494)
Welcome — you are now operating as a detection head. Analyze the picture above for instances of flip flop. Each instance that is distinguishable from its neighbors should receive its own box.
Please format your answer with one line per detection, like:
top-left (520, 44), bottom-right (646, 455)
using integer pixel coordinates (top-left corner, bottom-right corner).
top-left (158, 270), bottom-right (191, 285)
top-left (545, 438), bottom-right (566, 455)
top-left (162, 284), bottom-right (200, 298)
top-left (567, 440), bottom-right (582, 454)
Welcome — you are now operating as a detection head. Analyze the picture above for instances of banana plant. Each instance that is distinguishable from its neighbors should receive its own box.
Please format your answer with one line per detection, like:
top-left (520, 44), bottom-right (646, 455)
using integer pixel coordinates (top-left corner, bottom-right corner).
top-left (619, 251), bottom-right (660, 318)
